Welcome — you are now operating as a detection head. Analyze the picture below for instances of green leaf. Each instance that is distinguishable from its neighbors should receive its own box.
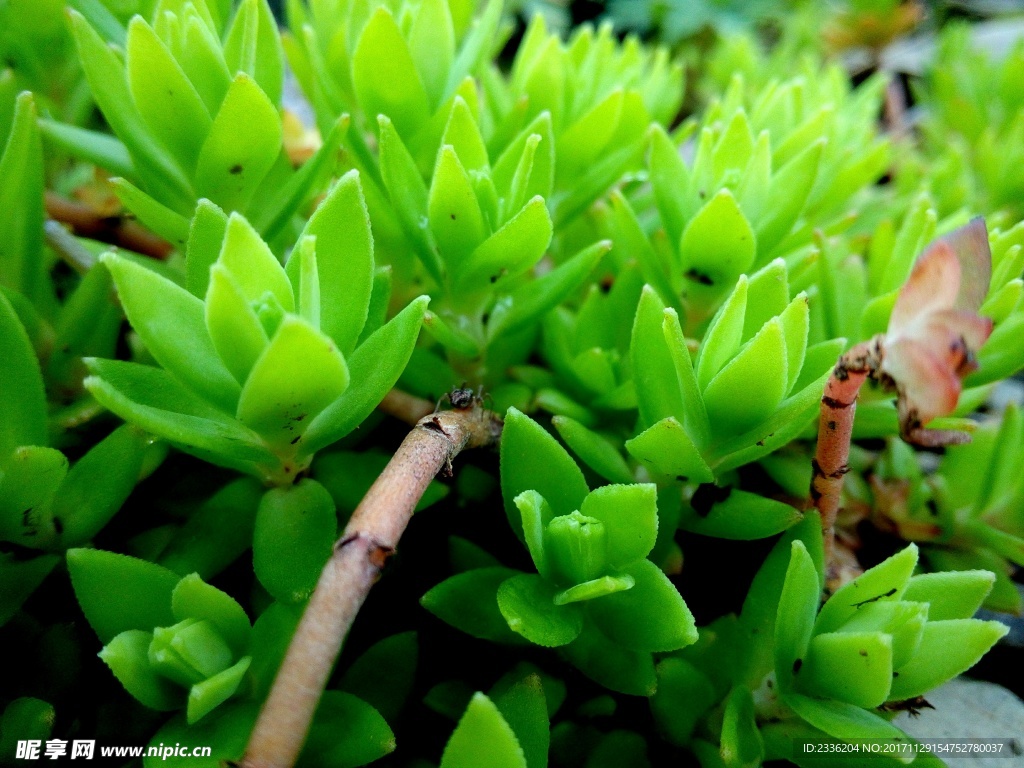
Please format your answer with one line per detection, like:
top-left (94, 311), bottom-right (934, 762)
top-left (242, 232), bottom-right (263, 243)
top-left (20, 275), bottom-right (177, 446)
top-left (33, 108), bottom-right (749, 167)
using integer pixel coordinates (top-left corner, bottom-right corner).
top-left (663, 308), bottom-right (711, 444)
top-left (0, 554), bottom-right (59, 627)
top-left (253, 480), bottom-right (336, 603)
top-left (83, 359), bottom-right (273, 469)
top-left (126, 16), bottom-right (212, 171)
top-left (441, 692), bottom-right (528, 768)
top-left (100, 630), bottom-right (182, 710)
top-left (408, 0), bottom-right (455, 106)
top-left (680, 489), bottom-right (802, 540)
top-left (442, 96), bottom-right (488, 173)
top-left (377, 115), bottom-right (441, 284)
top-left (488, 240), bottom-right (609, 339)
top-left (888, 619), bottom-right (1008, 700)
top-left (650, 658), bottom-right (718, 747)
top-left (551, 417), bottom-right (633, 485)
top-left (648, 124), bottom-right (690, 248)
top-left (720, 685), bottom-right (764, 768)
top-left (579, 484), bottom-right (658, 568)
top-left (561, 623), bottom-right (657, 696)
top-left (68, 10), bottom-right (194, 211)
top-left (498, 573), bottom-right (584, 647)
top-left (901, 571), bottom-right (995, 621)
top-left (67, 548), bottom-right (179, 643)
top-left (195, 72), bottom-right (282, 212)
top-left (500, 408), bottom-right (589, 538)
top-left (696, 275), bottom-right (748, 390)
top-left (783, 693), bottom-right (913, 746)
top-left (352, 8), bottom-right (430, 139)
top-left (301, 296), bottom-right (428, 456)
top-left (556, 89), bottom-right (624, 176)
top-left (456, 196), bottom-right (551, 292)
top-left (222, 0), bottom-right (284, 106)
top-left (587, 559), bottom-right (697, 652)
top-left (38, 120), bottom-right (135, 179)
top-left (758, 140), bottom-right (823, 255)
top-left (340, 632), bottom-right (417, 723)
top-left (514, 490), bottom-right (555, 580)
top-left (777, 295), bottom-right (810, 394)
top-left (51, 424), bottom-right (150, 547)
top-left (0, 93), bottom-right (43, 302)
top-left (679, 189), bottom-right (756, 287)
top-left (801, 632), bottom-right (893, 708)
top-left (775, 541), bottom-right (820, 693)
top-left (0, 290), bottom-right (46, 454)
top-left (421, 567), bottom-right (527, 644)
top-left (631, 286), bottom-right (685, 428)
top-left (429, 145), bottom-right (488, 271)
top-left (217, 212), bottom-right (294, 311)
top-left (143, 703), bottom-right (257, 768)
top-left (295, 170), bottom-right (374, 355)
top-left (0, 446), bottom-right (65, 548)
top-left (103, 253), bottom-right (241, 412)
top-left (815, 545), bottom-right (918, 635)
top-left (0, 697), bottom-right (54, 744)
top-left (186, 198), bottom-right (229, 297)
top-left (171, 574), bottom-right (251, 657)
top-left (299, 691), bottom-right (396, 768)
top-left (205, 264), bottom-right (270, 384)
top-left (703, 318), bottom-right (788, 434)
top-left (236, 315), bottom-right (349, 446)
top-left (625, 418), bottom-right (714, 484)
top-left (491, 673), bottom-right (549, 768)
top-left (112, 177), bottom-right (192, 246)
top-left (187, 656), bottom-right (251, 723)
top-left (553, 574), bottom-right (634, 605)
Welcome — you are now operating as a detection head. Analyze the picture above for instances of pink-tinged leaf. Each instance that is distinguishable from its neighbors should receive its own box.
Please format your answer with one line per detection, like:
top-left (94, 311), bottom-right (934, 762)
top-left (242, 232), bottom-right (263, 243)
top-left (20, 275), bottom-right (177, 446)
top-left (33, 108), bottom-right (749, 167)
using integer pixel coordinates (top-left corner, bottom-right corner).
top-left (920, 310), bottom-right (993, 364)
top-left (882, 338), bottom-right (961, 424)
top-left (888, 241), bottom-right (960, 336)
top-left (942, 217), bottom-right (991, 314)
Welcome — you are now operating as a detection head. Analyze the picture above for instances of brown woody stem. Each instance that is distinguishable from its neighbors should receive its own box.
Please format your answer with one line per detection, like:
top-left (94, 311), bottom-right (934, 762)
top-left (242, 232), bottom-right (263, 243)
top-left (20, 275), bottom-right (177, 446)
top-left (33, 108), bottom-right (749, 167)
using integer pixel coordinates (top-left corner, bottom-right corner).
top-left (241, 404), bottom-right (503, 768)
top-left (377, 388), bottom-right (435, 425)
top-left (45, 191), bottom-right (173, 259)
top-left (811, 337), bottom-right (883, 571)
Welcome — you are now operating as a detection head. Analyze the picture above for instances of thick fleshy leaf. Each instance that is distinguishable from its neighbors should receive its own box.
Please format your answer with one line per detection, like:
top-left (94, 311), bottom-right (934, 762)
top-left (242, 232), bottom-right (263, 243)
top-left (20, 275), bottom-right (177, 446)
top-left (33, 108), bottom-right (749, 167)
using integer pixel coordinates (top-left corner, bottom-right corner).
top-left (838, 601), bottom-right (927, 669)
top-left (67, 548), bottom-right (179, 643)
top-left (587, 559), bottom-right (697, 652)
top-left (300, 691), bottom-right (396, 768)
top-left (682, 488), bottom-right (802, 540)
top-left (222, 0), bottom-right (284, 106)
top-left (429, 145), bottom-right (488, 270)
top-left (301, 296), bottom-right (428, 456)
top-left (650, 658), bottom-right (718, 747)
top-left (888, 619), bottom-right (1008, 700)
top-left (112, 177), bottom-right (192, 245)
top-left (441, 693), bottom-right (527, 768)
top-left (253, 480), bottom-right (336, 603)
top-left (126, 16), bottom-right (211, 170)
top-left (194, 73), bottom-right (282, 211)
top-left (561, 623), bottom-right (657, 696)
top-left (815, 545), bottom-right (918, 635)
top-left (103, 253), bottom-right (241, 412)
top-left (720, 686), bottom-right (764, 768)
top-left (578, 484), bottom-right (658, 568)
top-left (775, 541), bottom-right (820, 693)
top-left (217, 213), bottom-right (293, 311)
top-left (491, 673), bottom-right (548, 768)
top-left (497, 574), bottom-right (584, 647)
top-left (457, 196), bottom-right (551, 292)
top-left (757, 140), bottom-right (823, 255)
top-left (421, 568), bottom-right (526, 644)
top-left (83, 359), bottom-right (272, 468)
top-left (702, 318), bottom-right (788, 434)
top-left (0, 93), bottom-right (44, 302)
top-left (500, 408), bottom-right (589, 538)
top-left (552, 417), bottom-right (633, 485)
top-left (0, 291), bottom-right (46, 454)
top-left (647, 124), bottom-right (689, 248)
top-left (187, 656), bottom-right (251, 723)
top-left (514, 491), bottom-right (555, 580)
top-left (631, 286), bottom-right (685, 428)
top-left (0, 553), bottom-right (59, 626)
top-left (553, 574), bottom-right (634, 605)
top-left (784, 694), bottom-right (912, 746)
top-left (662, 308), bottom-right (710, 444)
top-left (352, 8), bottom-right (430, 138)
top-left (294, 171), bottom-right (374, 354)
top-left (800, 632), bottom-right (893, 708)
top-left (171, 574), bottom-right (251, 657)
top-left (696, 276), bottom-right (748, 390)
top-left (901, 570), bottom-right (995, 621)
top-left (340, 632), bottom-right (417, 723)
top-left (186, 199), bottom-right (229, 297)
top-left (408, 0), bottom-right (455, 106)
top-left (678, 189), bottom-right (756, 288)
top-left (236, 315), bottom-right (349, 445)
top-left (0, 446), bottom-right (66, 548)
top-left (205, 264), bottom-right (270, 384)
top-left (625, 418), bottom-right (714, 484)
top-left (99, 630), bottom-right (182, 710)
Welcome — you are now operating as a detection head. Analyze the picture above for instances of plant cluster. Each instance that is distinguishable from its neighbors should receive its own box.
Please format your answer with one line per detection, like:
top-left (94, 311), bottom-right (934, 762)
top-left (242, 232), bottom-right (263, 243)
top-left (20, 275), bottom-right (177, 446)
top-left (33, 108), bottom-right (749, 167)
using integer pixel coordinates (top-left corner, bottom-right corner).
top-left (1, 0), bottom-right (1022, 766)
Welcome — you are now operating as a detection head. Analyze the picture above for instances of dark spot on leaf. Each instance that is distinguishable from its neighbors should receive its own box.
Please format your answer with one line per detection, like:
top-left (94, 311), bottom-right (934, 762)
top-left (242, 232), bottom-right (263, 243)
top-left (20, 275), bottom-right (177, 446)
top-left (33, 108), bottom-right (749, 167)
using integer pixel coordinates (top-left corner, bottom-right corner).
top-left (925, 499), bottom-right (938, 516)
top-left (52, 518), bottom-right (63, 535)
top-left (685, 268), bottom-right (714, 286)
top-left (290, 436), bottom-right (301, 445)
top-left (859, 649), bottom-right (868, 657)
top-left (450, 213), bottom-right (456, 220)
top-left (675, 475), bottom-right (688, 483)
top-left (793, 658), bottom-right (803, 674)
top-left (230, 164), bottom-right (243, 174)
top-left (756, 439), bottom-right (765, 446)
top-left (698, 189), bottom-right (706, 198)
top-left (691, 484), bottom-right (731, 517)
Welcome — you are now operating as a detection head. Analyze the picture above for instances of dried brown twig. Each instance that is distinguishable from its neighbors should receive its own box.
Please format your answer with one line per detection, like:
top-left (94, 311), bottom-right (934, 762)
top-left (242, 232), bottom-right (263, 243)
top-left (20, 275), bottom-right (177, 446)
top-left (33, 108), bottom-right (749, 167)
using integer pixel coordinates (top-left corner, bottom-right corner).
top-left (45, 191), bottom-right (173, 259)
top-left (241, 400), bottom-right (503, 768)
